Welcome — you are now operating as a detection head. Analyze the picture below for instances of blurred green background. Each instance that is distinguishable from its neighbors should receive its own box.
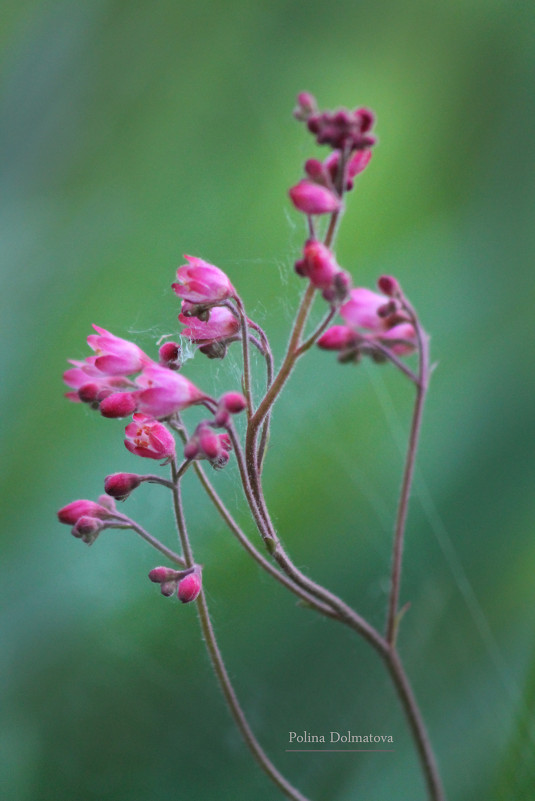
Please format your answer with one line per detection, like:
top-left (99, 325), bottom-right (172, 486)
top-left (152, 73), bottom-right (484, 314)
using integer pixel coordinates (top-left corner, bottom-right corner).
top-left (1, 1), bottom-right (534, 799)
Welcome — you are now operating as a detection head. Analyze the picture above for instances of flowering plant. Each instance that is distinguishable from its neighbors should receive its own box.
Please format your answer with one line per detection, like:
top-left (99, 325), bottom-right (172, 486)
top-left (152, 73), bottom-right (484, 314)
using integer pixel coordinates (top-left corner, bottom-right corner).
top-left (58, 93), bottom-right (445, 801)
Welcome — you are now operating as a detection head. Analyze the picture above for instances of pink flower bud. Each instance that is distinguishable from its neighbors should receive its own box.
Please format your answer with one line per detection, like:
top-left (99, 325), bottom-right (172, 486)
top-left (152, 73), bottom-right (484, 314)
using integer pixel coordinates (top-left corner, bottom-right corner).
top-left (149, 566), bottom-right (181, 583)
top-left (320, 270), bottom-right (352, 305)
top-left (184, 424), bottom-right (232, 469)
top-left (304, 158), bottom-right (330, 186)
top-left (104, 473), bottom-right (142, 501)
top-left (158, 342), bottom-right (181, 370)
top-left (71, 515), bottom-right (103, 545)
top-left (317, 325), bottom-right (359, 351)
top-left (97, 494), bottom-right (117, 513)
top-left (177, 568), bottom-right (202, 604)
top-left (184, 440), bottom-right (200, 459)
top-left (219, 391), bottom-right (247, 414)
top-left (213, 391), bottom-right (247, 425)
top-left (288, 180), bottom-right (341, 215)
top-left (294, 241), bottom-right (351, 304)
top-left (99, 391), bottom-right (139, 418)
top-left (377, 275), bottom-right (401, 297)
top-left (307, 105), bottom-right (376, 150)
top-left (172, 255), bottom-right (235, 306)
top-left (179, 306), bottom-right (240, 345)
top-left (293, 92), bottom-right (317, 121)
top-left (77, 383), bottom-right (100, 403)
top-left (324, 149), bottom-right (372, 190)
top-left (297, 240), bottom-right (339, 289)
top-left (124, 413), bottom-right (176, 461)
top-left (58, 499), bottom-right (112, 525)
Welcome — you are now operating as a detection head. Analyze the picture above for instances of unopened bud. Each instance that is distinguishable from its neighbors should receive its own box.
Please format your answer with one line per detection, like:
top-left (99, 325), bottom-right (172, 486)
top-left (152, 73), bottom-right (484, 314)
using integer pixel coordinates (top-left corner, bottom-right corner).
top-left (377, 275), bottom-right (401, 297)
top-left (100, 392), bottom-right (138, 418)
top-left (105, 472), bottom-right (142, 501)
top-left (149, 566), bottom-right (181, 583)
top-left (220, 392), bottom-right (247, 414)
top-left (160, 580), bottom-right (178, 597)
top-left (78, 383), bottom-right (100, 404)
top-left (158, 342), bottom-right (181, 370)
top-left (293, 92), bottom-right (317, 121)
top-left (377, 300), bottom-right (398, 318)
top-left (71, 515), bottom-right (103, 545)
top-left (177, 567), bottom-right (202, 604)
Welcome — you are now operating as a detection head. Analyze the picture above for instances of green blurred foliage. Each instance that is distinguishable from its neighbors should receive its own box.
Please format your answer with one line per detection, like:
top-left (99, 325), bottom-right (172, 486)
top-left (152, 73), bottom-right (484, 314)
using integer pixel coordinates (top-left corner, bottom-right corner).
top-left (1, 1), bottom-right (534, 799)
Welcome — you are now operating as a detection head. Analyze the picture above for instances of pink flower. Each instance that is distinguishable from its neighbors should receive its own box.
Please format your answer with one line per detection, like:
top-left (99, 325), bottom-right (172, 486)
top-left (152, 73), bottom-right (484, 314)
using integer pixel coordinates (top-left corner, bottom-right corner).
top-left (58, 499), bottom-right (113, 525)
top-left (378, 322), bottom-right (417, 355)
top-left (63, 361), bottom-right (132, 404)
top-left (177, 567), bottom-right (202, 604)
top-left (179, 306), bottom-right (240, 344)
top-left (288, 180), bottom-right (341, 215)
top-left (340, 288), bottom-right (389, 330)
top-left (172, 255), bottom-right (235, 306)
top-left (134, 365), bottom-right (206, 418)
top-left (87, 325), bottom-right (151, 375)
top-left (124, 413), bottom-right (176, 461)
top-left (319, 286), bottom-right (416, 358)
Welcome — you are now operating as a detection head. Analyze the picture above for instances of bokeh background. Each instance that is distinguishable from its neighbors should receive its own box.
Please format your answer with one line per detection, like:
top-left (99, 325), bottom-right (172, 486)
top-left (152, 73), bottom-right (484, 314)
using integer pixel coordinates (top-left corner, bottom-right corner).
top-left (1, 1), bottom-right (534, 799)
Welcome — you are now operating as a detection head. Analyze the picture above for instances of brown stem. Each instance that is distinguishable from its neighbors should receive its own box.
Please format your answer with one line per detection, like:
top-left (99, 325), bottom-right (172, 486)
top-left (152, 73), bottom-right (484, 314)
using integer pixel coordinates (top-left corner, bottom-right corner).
top-left (386, 308), bottom-right (430, 645)
top-left (169, 462), bottom-right (313, 801)
top-left (384, 648), bottom-right (446, 801)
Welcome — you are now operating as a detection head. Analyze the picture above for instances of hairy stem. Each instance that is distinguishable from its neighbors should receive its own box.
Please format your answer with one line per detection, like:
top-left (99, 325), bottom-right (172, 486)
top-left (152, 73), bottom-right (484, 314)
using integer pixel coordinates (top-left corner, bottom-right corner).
top-left (169, 460), bottom-right (312, 801)
top-left (385, 647), bottom-right (446, 801)
top-left (386, 309), bottom-right (430, 645)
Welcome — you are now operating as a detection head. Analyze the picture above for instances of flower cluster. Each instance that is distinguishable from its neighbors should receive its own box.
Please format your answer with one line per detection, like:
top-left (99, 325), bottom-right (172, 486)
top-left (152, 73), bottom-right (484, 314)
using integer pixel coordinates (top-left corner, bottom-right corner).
top-left (56, 94), bottom-right (442, 801)
top-left (318, 281), bottom-right (416, 362)
top-left (64, 326), bottom-right (206, 419)
top-left (149, 565), bottom-right (203, 603)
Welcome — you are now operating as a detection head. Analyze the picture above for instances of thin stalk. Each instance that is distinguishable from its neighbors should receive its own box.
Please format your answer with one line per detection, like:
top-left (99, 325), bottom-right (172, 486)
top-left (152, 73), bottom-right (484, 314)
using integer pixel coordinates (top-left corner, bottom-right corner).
top-left (245, 150), bottom-right (349, 470)
top-left (369, 341), bottom-right (419, 384)
top-left (247, 281), bottom-right (316, 446)
top-left (227, 422), bottom-right (388, 653)
top-left (295, 306), bottom-right (336, 357)
top-left (385, 648), bottom-right (446, 801)
top-left (386, 311), bottom-right (430, 645)
top-left (169, 462), bottom-right (312, 801)
top-left (111, 514), bottom-right (185, 567)
top-left (235, 296), bottom-right (253, 416)
top-left (191, 461), bottom-right (338, 620)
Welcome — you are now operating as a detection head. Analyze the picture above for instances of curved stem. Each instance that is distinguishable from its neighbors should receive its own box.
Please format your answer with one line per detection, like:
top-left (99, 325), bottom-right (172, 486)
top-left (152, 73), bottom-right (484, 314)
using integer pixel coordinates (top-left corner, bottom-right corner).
top-left (385, 648), bottom-right (446, 801)
top-left (295, 306), bottom-right (336, 357)
top-left (191, 461), bottom-right (338, 620)
top-left (227, 422), bottom-right (387, 653)
top-left (111, 513), bottom-right (186, 567)
top-left (169, 461), bottom-right (313, 801)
